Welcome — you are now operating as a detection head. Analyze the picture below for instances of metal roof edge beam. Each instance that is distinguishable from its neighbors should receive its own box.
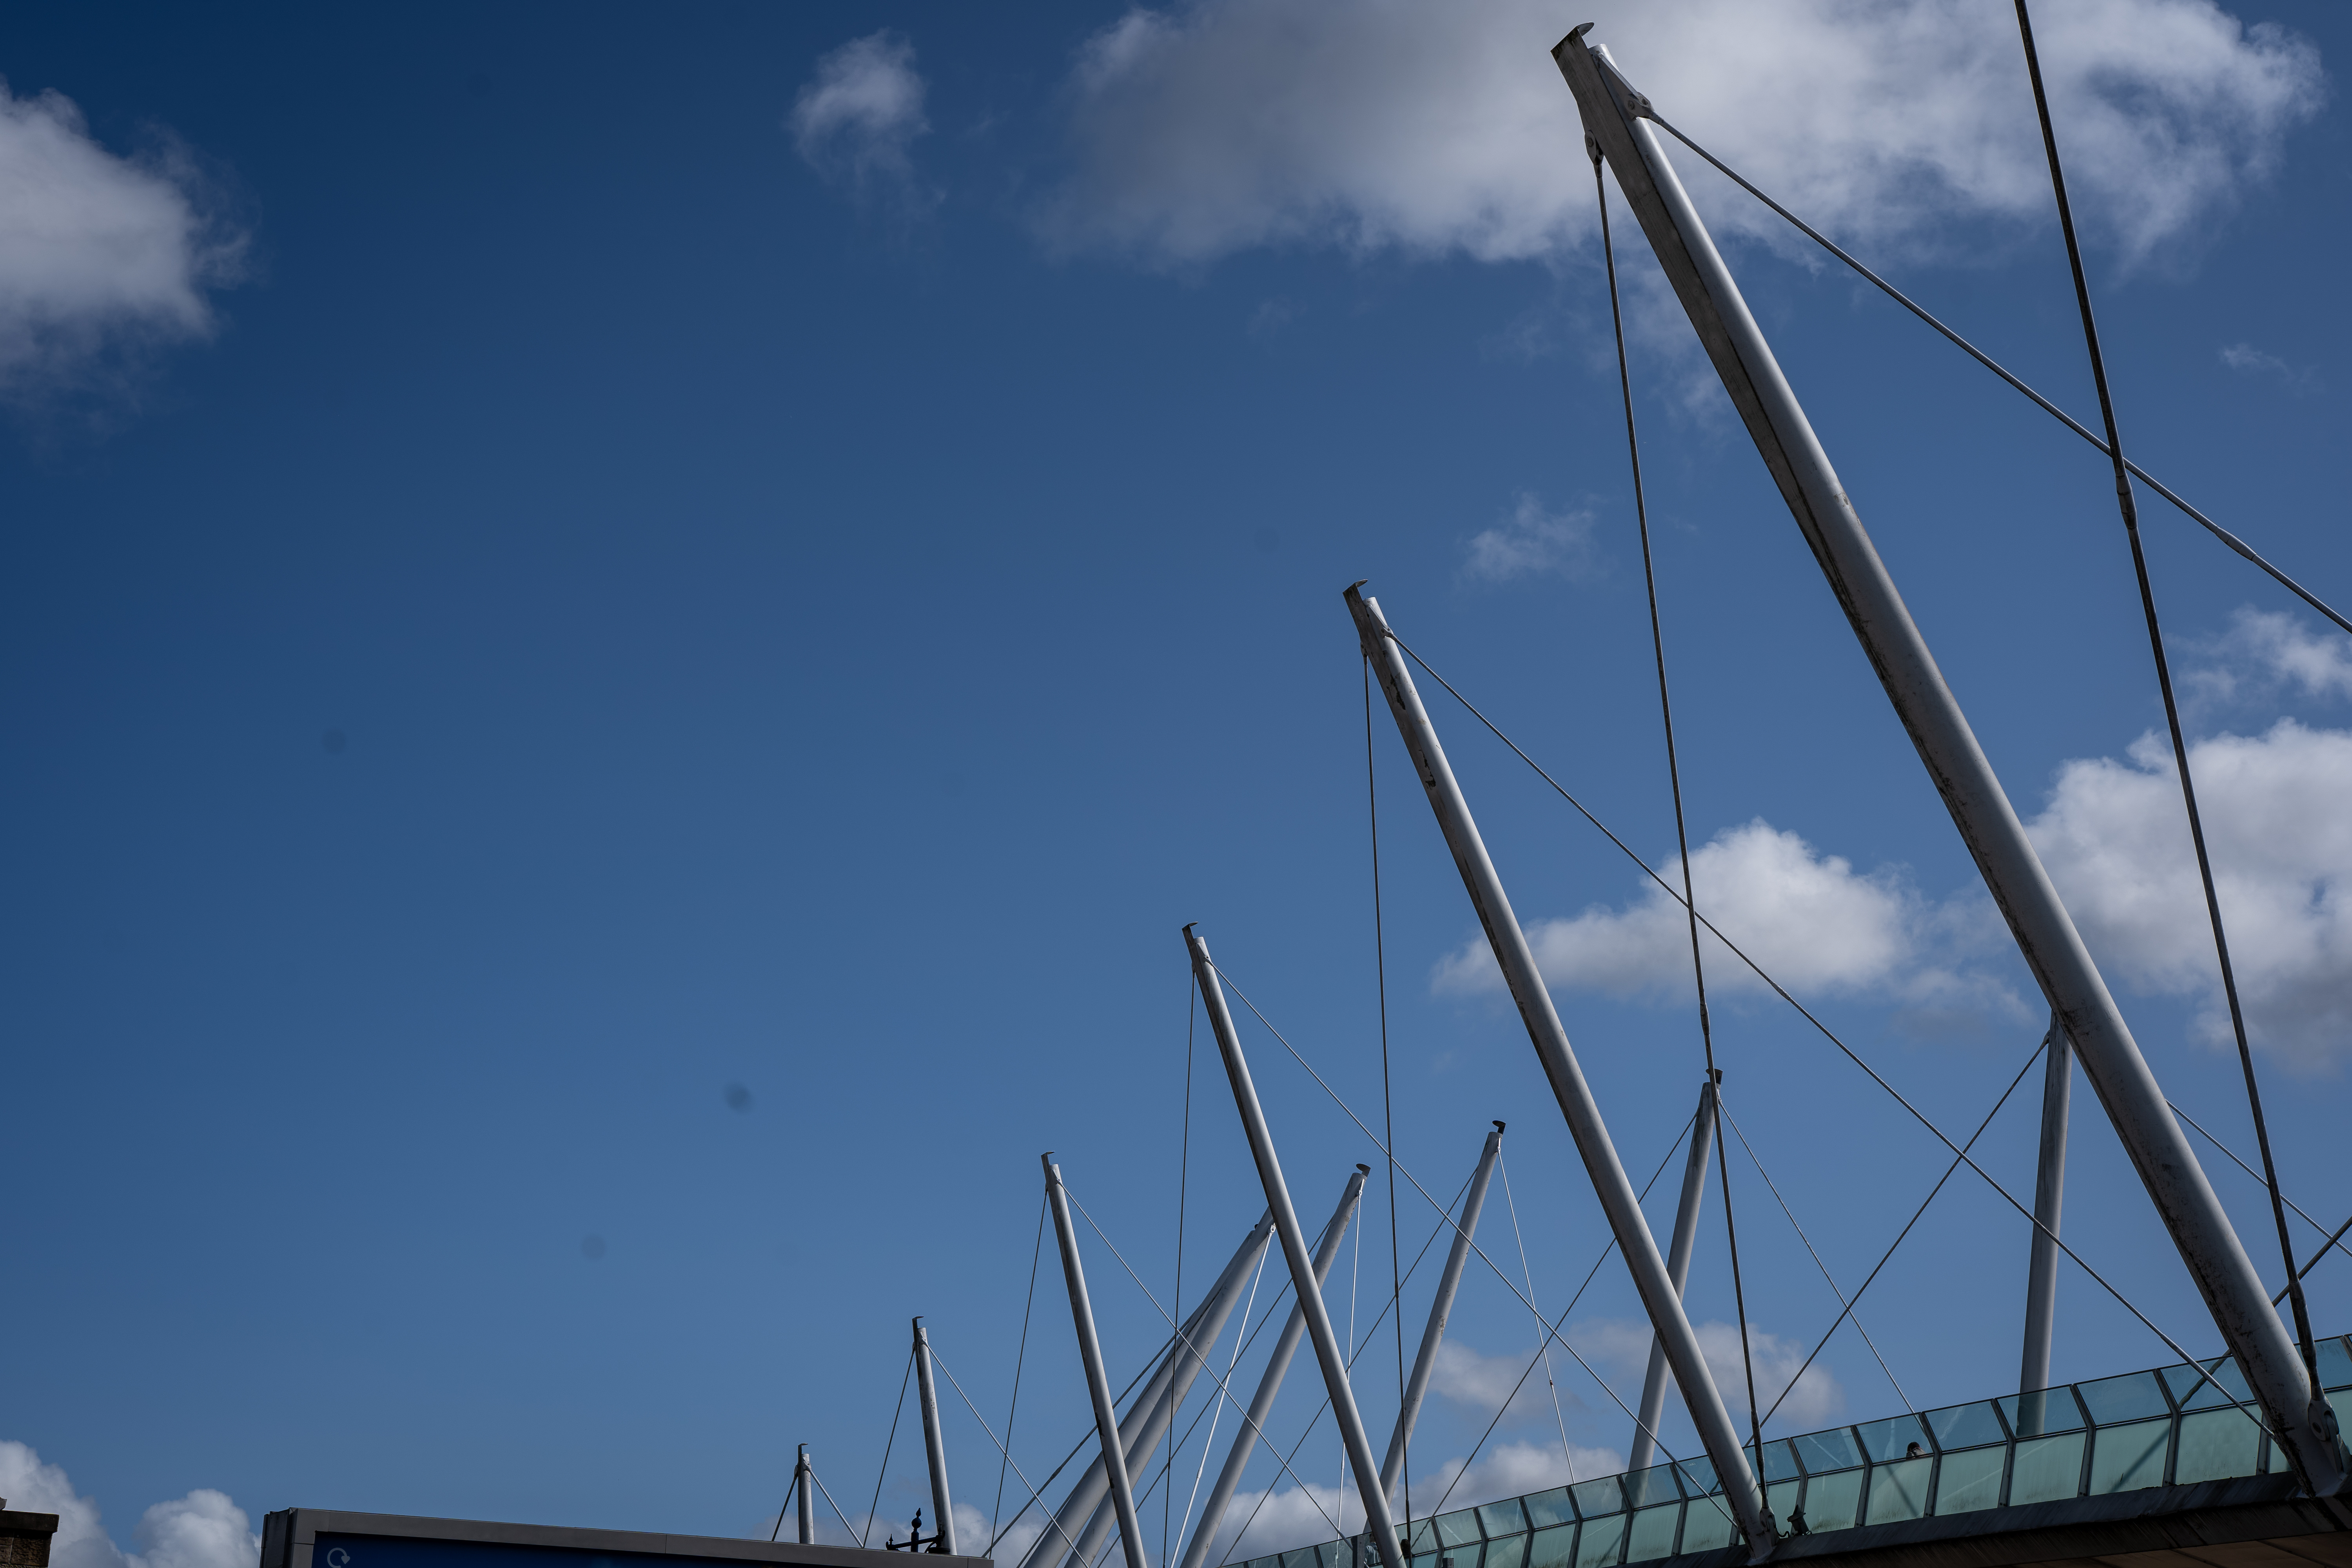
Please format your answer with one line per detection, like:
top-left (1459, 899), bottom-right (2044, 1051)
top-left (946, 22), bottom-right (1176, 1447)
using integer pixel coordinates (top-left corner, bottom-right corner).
top-left (1548, 26), bottom-right (2341, 1496)
top-left (1178, 1167), bottom-right (1371, 1568)
top-left (1381, 1122), bottom-right (1504, 1505)
top-left (1187, 926), bottom-right (1408, 1568)
top-left (1343, 584), bottom-right (1772, 1561)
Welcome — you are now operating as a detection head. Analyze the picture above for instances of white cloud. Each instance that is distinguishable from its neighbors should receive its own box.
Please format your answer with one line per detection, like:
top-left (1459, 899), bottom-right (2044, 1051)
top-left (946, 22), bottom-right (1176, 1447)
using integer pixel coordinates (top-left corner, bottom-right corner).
top-left (1461, 494), bottom-right (1601, 585)
top-left (2192, 608), bottom-right (2352, 705)
top-left (0, 82), bottom-right (242, 398)
top-left (1579, 1318), bottom-right (1843, 1433)
top-left (1428, 1341), bottom-right (1588, 1429)
top-left (2219, 342), bottom-right (2320, 393)
top-left (2027, 719), bottom-right (2352, 1072)
top-left (1432, 819), bottom-right (2019, 1026)
top-left (790, 33), bottom-right (932, 203)
top-left (0, 1442), bottom-right (256, 1568)
top-left (1038, 0), bottom-right (2324, 269)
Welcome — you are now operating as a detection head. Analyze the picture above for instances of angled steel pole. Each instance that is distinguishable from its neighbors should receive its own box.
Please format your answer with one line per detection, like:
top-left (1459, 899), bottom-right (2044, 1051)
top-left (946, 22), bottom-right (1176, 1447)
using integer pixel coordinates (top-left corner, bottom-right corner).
top-left (1179, 1168), bottom-right (1370, 1568)
top-left (1552, 26), bottom-right (2341, 1495)
top-left (797, 1446), bottom-right (815, 1544)
top-left (2019, 1016), bottom-right (2071, 1428)
top-left (914, 1319), bottom-right (960, 1555)
top-left (1345, 586), bottom-right (1772, 1559)
top-left (1628, 1076), bottom-right (1718, 1474)
top-left (1020, 1213), bottom-right (1275, 1568)
top-left (1063, 1217), bottom-right (1278, 1568)
top-left (1381, 1122), bottom-right (1504, 1506)
top-left (1044, 1153), bottom-right (1150, 1568)
top-left (1186, 926), bottom-right (1407, 1568)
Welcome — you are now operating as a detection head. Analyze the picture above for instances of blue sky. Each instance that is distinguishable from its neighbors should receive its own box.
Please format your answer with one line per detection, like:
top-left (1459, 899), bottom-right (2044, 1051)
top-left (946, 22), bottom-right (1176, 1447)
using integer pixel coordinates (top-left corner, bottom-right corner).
top-left (4, 3), bottom-right (2349, 1567)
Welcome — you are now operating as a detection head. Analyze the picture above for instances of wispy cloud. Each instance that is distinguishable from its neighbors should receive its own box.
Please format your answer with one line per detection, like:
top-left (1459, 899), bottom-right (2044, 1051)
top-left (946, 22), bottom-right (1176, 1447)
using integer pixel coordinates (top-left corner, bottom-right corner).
top-left (2220, 341), bottom-right (2321, 392)
top-left (0, 82), bottom-right (245, 404)
top-left (0, 1441), bottom-right (257, 1568)
top-left (790, 32), bottom-right (933, 211)
top-left (1462, 492), bottom-right (1602, 584)
top-left (1036, 0), bottom-right (2323, 270)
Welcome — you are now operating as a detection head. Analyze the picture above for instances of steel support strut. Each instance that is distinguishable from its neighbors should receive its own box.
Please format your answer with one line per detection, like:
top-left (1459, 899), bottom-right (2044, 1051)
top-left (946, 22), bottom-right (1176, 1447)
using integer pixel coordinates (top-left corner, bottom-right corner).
top-left (915, 1320), bottom-right (960, 1554)
top-left (1186, 926), bottom-right (1408, 1568)
top-left (1382, 1123), bottom-right (1504, 1506)
top-left (796, 1447), bottom-right (815, 1545)
top-left (1179, 1168), bottom-right (1370, 1568)
top-left (1343, 589), bottom-right (1773, 1559)
top-left (1551, 27), bottom-right (2342, 1494)
top-left (1044, 1153), bottom-right (1151, 1568)
top-left (1629, 1077), bottom-right (1718, 1475)
top-left (2020, 1015), bottom-right (2071, 1411)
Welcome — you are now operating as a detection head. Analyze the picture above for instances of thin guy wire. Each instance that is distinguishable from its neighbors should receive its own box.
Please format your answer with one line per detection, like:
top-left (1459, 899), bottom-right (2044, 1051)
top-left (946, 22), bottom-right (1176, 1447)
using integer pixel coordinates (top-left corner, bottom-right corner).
top-left (1426, 1118), bottom-right (1696, 1520)
top-left (1499, 1151), bottom-right (1578, 1477)
top-left (809, 1473), bottom-right (866, 1548)
top-left (2277, 1213), bottom-right (2352, 1305)
top-left (2168, 1098), bottom-right (2352, 1276)
top-left (1595, 143), bottom-right (1766, 1479)
top-left (2012, 0), bottom-right (2321, 1402)
top-left (928, 1344), bottom-right (1090, 1564)
top-left (1640, 112), bottom-right (2352, 641)
top-left (1176, 1246), bottom-right (1269, 1554)
top-left (1377, 631), bottom-right (2221, 1382)
top-left (1365, 659), bottom-right (1412, 1535)
top-left (771, 1463), bottom-right (795, 1542)
top-left (1715, 1099), bottom-right (1910, 1413)
top-left (995, 1194), bottom-right (1050, 1541)
top-left (1209, 966), bottom-right (1706, 1477)
top-left (864, 1347), bottom-right (916, 1547)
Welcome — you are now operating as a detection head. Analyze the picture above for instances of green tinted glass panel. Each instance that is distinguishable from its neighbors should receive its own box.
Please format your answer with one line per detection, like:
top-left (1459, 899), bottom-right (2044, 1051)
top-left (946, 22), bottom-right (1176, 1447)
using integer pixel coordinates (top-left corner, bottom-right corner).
top-left (1436, 1512), bottom-right (1484, 1549)
top-left (1762, 1482), bottom-right (1800, 1536)
top-left (2318, 1338), bottom-right (2352, 1390)
top-left (1412, 1550), bottom-right (1443, 1568)
top-left (2161, 1359), bottom-right (2245, 1410)
top-left (1482, 1535), bottom-right (1527, 1568)
top-left (1523, 1490), bottom-right (1576, 1529)
top-left (1791, 1428), bottom-right (1862, 1474)
top-left (1623, 1506), bottom-right (1678, 1564)
top-left (2089, 1417), bottom-right (2170, 1494)
top-left (1572, 1515), bottom-right (1622, 1568)
top-left (1999, 1390), bottom-right (2084, 1437)
top-left (1478, 1502), bottom-right (1528, 1540)
top-left (2078, 1372), bottom-right (2168, 1425)
top-left (1803, 1470), bottom-right (1862, 1533)
top-left (1623, 1468), bottom-right (1679, 1510)
top-left (2174, 1406), bottom-right (2264, 1484)
top-left (1680, 1499), bottom-right (1738, 1554)
top-left (1572, 1479), bottom-right (1624, 1519)
top-left (1925, 1402), bottom-right (2005, 1450)
top-left (1677, 1456), bottom-right (1720, 1495)
top-left (1526, 1524), bottom-right (1575, 1568)
top-left (1866, 1457), bottom-right (1931, 1524)
top-left (1933, 1447), bottom-right (2004, 1515)
top-left (1283, 1549), bottom-right (1318, 1568)
top-left (1411, 1522), bottom-right (1441, 1557)
top-left (1857, 1417), bottom-right (1929, 1463)
top-left (2009, 1432), bottom-right (2085, 1504)
top-left (1315, 1544), bottom-right (1352, 1568)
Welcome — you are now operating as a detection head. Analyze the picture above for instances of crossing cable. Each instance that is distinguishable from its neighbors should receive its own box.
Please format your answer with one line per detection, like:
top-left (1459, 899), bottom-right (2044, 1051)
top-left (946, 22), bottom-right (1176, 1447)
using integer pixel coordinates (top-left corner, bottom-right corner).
top-left (1499, 1151), bottom-right (1579, 1481)
top-left (1175, 1246), bottom-right (1270, 1553)
top-left (996, 1194), bottom-right (1051, 1541)
top-left (1631, 115), bottom-right (2351, 641)
top-left (864, 1346), bottom-right (917, 1546)
top-left (1425, 1116), bottom-right (1697, 1520)
top-left (2277, 1213), bottom-right (2352, 1307)
top-left (1364, 660), bottom-right (1414, 1538)
top-left (1714, 1098), bottom-right (1909, 1413)
top-left (929, 1341), bottom-right (1091, 1566)
top-left (809, 1472), bottom-right (867, 1548)
top-left (2166, 1100), bottom-right (2352, 1283)
top-left (1375, 631), bottom-right (2230, 1392)
top-left (1757, 1038), bottom-right (2044, 1427)
top-left (1593, 136), bottom-right (1768, 1481)
top-left (2012, 0), bottom-right (2323, 1402)
top-left (1208, 965), bottom-right (1724, 1491)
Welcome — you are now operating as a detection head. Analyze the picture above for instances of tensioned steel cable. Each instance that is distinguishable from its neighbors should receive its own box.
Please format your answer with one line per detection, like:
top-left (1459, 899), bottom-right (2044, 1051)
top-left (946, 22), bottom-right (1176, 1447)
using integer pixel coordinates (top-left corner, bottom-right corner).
top-left (2168, 1099), bottom-right (2352, 1279)
top-left (1423, 1115), bottom-right (1696, 1521)
top-left (1499, 1151), bottom-right (1580, 1481)
top-left (1715, 1098), bottom-right (1909, 1414)
top-left (1335, 636), bottom-right (2224, 1397)
top-left (995, 1194), bottom-right (1051, 1541)
top-left (1593, 137), bottom-right (1768, 1483)
top-left (1363, 661), bottom-right (1412, 1535)
top-left (864, 1346), bottom-right (916, 1546)
top-left (2011, 0), bottom-right (2323, 1401)
top-left (2277, 1213), bottom-right (2352, 1306)
top-left (933, 1343), bottom-right (1090, 1565)
top-left (1634, 114), bottom-right (2351, 641)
